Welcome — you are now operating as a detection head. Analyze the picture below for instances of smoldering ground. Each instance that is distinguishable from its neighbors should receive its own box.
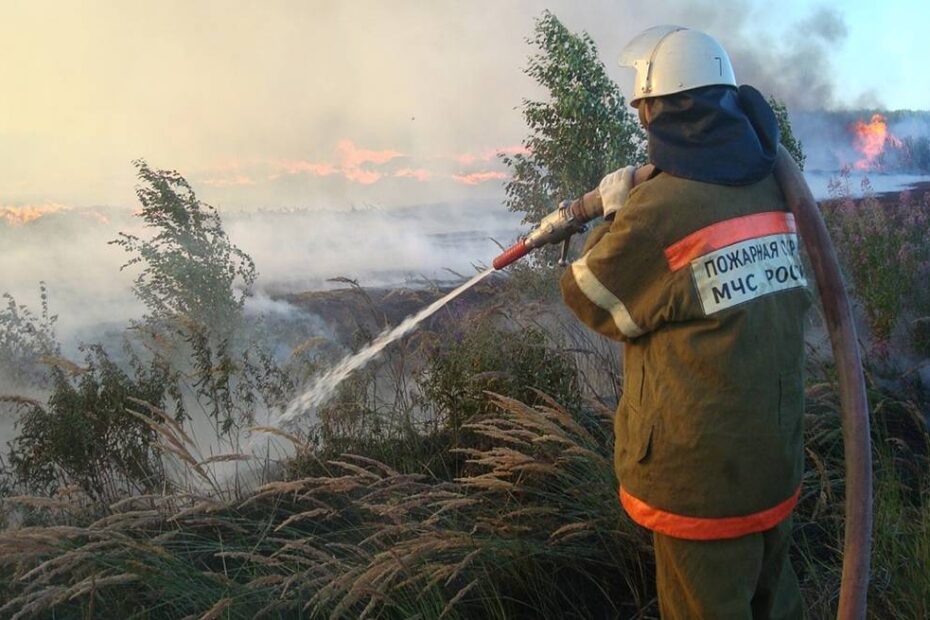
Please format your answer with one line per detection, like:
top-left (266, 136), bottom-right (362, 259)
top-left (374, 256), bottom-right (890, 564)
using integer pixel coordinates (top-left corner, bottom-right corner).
top-left (0, 202), bottom-right (519, 334)
top-left (0, 199), bottom-right (522, 458)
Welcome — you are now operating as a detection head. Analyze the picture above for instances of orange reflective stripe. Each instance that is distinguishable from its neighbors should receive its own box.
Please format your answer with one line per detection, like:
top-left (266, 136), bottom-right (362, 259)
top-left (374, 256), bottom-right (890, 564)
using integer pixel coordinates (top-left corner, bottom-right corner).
top-left (619, 486), bottom-right (800, 540)
top-left (664, 211), bottom-right (797, 272)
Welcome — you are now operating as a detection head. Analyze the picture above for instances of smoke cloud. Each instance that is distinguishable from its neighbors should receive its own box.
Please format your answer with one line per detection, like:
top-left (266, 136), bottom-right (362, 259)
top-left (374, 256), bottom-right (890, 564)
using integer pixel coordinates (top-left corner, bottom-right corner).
top-left (4, 0), bottom-right (909, 212)
top-left (0, 201), bottom-right (522, 348)
top-left (633, 1), bottom-right (850, 110)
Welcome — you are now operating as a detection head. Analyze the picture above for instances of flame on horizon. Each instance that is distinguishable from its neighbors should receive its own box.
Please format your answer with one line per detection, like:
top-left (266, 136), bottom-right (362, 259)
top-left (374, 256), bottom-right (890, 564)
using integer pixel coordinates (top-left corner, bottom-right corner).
top-left (850, 113), bottom-right (903, 171)
top-left (451, 170), bottom-right (509, 185)
top-left (0, 203), bottom-right (71, 226)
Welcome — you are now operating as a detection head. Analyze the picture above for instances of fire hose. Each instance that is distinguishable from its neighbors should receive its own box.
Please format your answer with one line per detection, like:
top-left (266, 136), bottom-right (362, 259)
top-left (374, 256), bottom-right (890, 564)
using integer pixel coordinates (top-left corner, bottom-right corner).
top-left (493, 146), bottom-right (872, 619)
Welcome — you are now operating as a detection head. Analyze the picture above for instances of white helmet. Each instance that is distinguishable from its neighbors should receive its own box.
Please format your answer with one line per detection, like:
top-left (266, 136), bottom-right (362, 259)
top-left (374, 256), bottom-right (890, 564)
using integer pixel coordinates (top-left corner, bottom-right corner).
top-left (619, 25), bottom-right (736, 106)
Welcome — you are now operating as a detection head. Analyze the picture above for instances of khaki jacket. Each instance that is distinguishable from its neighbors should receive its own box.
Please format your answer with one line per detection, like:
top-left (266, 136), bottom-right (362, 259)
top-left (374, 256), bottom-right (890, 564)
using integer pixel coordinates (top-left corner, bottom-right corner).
top-left (560, 172), bottom-right (811, 540)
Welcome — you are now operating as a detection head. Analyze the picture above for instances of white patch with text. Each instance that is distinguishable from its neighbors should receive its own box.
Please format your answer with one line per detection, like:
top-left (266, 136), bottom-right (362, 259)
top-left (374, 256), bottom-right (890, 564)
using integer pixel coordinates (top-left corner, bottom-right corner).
top-left (692, 233), bottom-right (807, 314)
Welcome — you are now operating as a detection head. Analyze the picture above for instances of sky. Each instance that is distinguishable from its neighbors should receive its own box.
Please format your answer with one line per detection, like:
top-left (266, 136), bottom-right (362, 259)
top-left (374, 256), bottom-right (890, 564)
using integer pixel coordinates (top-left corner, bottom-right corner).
top-left (1, 0), bottom-right (928, 213)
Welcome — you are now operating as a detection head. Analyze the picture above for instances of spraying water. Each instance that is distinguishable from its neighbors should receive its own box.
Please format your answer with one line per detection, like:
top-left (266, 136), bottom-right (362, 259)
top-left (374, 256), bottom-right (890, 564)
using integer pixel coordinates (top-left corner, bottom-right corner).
top-left (273, 269), bottom-right (494, 426)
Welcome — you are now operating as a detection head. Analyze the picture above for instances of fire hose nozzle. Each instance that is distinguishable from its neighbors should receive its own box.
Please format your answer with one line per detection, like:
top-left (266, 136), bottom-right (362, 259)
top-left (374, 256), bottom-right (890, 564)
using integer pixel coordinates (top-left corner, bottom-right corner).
top-left (492, 200), bottom-right (587, 270)
top-left (492, 240), bottom-right (532, 270)
top-left (492, 191), bottom-right (603, 270)
top-left (491, 164), bottom-right (655, 270)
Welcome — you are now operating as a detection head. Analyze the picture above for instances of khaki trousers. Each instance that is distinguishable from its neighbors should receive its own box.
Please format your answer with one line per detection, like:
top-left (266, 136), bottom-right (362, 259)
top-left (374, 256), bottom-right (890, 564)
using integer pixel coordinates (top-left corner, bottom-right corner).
top-left (653, 518), bottom-right (803, 620)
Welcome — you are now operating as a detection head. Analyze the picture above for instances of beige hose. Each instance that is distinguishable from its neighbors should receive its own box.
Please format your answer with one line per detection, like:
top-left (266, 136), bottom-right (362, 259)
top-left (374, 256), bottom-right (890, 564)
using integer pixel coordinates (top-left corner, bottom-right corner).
top-left (773, 145), bottom-right (872, 620)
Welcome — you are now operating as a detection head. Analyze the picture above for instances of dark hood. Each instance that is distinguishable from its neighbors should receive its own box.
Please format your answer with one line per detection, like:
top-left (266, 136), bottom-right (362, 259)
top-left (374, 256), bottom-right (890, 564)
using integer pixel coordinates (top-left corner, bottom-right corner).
top-left (645, 84), bottom-right (779, 186)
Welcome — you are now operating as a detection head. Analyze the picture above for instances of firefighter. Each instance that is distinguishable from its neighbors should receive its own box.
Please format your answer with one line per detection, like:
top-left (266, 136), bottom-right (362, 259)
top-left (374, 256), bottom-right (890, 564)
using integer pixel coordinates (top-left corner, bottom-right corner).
top-left (560, 26), bottom-right (810, 619)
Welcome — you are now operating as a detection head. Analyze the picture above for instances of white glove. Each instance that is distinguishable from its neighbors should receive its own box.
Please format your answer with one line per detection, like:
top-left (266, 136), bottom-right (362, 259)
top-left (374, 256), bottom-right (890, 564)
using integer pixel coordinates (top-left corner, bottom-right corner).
top-left (598, 165), bottom-right (636, 219)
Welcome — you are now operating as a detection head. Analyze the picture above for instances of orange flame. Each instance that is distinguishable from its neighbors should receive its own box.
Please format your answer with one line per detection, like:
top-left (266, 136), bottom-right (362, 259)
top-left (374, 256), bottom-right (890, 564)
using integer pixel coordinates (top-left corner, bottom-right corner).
top-left (451, 170), bottom-right (509, 185)
top-left (0, 203), bottom-right (71, 226)
top-left (851, 113), bottom-right (903, 170)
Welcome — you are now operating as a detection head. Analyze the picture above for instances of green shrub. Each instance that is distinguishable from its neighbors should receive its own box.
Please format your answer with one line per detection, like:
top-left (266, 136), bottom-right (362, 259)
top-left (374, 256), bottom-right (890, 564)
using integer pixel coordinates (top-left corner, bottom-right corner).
top-left (501, 11), bottom-right (644, 229)
top-left (0, 284), bottom-right (59, 389)
top-left (418, 321), bottom-right (582, 434)
top-left (112, 160), bottom-right (259, 432)
top-left (7, 345), bottom-right (172, 502)
top-left (822, 175), bottom-right (930, 343)
top-left (795, 366), bottom-right (930, 618)
top-left (769, 95), bottom-right (807, 170)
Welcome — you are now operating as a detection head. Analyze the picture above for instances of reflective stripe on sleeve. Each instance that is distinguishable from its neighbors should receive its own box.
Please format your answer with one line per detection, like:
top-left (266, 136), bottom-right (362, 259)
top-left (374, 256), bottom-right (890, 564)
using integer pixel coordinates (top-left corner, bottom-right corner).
top-left (664, 211), bottom-right (797, 272)
top-left (571, 255), bottom-right (644, 338)
top-left (619, 486), bottom-right (801, 540)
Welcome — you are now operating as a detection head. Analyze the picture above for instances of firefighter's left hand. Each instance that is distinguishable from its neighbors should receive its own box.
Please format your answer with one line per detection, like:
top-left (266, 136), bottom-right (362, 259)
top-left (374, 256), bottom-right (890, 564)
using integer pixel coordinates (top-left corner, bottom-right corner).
top-left (598, 165), bottom-right (636, 219)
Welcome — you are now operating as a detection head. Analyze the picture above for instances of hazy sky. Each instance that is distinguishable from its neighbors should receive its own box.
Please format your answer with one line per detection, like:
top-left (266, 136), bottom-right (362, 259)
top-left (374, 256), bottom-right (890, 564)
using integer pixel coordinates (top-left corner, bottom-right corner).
top-left (2, 0), bottom-right (927, 212)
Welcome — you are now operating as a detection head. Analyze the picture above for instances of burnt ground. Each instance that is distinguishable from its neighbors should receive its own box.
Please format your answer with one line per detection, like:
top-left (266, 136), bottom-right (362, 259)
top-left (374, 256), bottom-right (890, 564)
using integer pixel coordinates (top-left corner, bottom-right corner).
top-left (280, 273), bottom-right (508, 346)
top-left (875, 180), bottom-right (930, 204)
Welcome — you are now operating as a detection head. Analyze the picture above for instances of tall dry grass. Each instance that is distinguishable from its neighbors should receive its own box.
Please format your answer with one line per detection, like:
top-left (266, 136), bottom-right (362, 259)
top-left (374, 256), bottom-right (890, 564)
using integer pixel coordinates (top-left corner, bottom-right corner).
top-left (0, 391), bottom-right (655, 619)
